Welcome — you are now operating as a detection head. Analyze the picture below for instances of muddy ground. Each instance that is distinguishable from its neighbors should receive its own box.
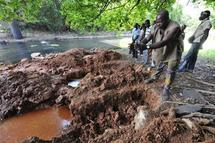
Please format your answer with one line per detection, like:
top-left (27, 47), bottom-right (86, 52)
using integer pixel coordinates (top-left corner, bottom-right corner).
top-left (0, 49), bottom-right (215, 143)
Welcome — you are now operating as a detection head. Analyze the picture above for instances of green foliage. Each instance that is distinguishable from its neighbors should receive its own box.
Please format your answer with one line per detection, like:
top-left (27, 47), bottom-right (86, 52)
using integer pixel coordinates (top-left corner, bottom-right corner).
top-left (61, 0), bottom-right (176, 31)
top-left (168, 4), bottom-right (199, 28)
top-left (199, 49), bottom-right (215, 59)
top-left (193, 0), bottom-right (215, 28)
top-left (37, 0), bottom-right (65, 31)
top-left (0, 0), bottom-right (42, 22)
top-left (5, 0), bottom-right (215, 32)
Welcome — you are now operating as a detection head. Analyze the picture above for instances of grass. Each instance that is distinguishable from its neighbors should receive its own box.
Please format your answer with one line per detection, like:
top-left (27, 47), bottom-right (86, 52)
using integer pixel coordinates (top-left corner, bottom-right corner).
top-left (183, 48), bottom-right (215, 60)
top-left (199, 49), bottom-right (215, 59)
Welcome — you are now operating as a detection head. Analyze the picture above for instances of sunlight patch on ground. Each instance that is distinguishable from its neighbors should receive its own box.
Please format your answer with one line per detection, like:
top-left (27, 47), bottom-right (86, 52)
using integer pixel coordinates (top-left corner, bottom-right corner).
top-left (101, 37), bottom-right (131, 49)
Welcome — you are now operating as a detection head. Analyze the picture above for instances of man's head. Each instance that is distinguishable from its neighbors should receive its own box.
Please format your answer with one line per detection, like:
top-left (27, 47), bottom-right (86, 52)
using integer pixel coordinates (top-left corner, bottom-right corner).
top-left (156, 10), bottom-right (170, 29)
top-left (199, 10), bottom-right (210, 20)
top-left (145, 19), bottom-right (150, 28)
top-left (134, 23), bottom-right (140, 29)
top-left (181, 24), bottom-right (186, 31)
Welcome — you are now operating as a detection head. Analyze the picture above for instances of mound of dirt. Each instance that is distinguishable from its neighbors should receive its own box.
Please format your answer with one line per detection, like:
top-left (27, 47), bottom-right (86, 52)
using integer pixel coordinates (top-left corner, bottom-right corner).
top-left (1, 49), bottom-right (215, 143)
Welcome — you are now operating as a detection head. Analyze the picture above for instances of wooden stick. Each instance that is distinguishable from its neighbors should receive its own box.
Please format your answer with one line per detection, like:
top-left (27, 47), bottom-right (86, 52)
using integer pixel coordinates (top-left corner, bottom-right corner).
top-left (183, 112), bottom-right (215, 119)
top-left (196, 89), bottom-right (215, 95)
top-left (202, 126), bottom-right (215, 135)
top-left (185, 76), bottom-right (215, 87)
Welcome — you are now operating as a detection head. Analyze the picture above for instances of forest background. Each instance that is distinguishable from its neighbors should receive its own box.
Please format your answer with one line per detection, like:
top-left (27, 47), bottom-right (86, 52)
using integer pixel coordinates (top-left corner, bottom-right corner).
top-left (0, 0), bottom-right (214, 32)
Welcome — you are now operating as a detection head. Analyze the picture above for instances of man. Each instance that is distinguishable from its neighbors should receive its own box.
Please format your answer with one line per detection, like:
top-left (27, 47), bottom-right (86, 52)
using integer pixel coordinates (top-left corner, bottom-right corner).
top-left (142, 10), bottom-right (183, 100)
top-left (142, 19), bottom-right (151, 64)
top-left (150, 20), bottom-right (157, 68)
top-left (136, 22), bottom-right (146, 55)
top-left (130, 23), bottom-right (140, 58)
top-left (180, 24), bottom-right (187, 40)
top-left (178, 10), bottom-right (212, 72)
top-left (136, 20), bottom-right (151, 64)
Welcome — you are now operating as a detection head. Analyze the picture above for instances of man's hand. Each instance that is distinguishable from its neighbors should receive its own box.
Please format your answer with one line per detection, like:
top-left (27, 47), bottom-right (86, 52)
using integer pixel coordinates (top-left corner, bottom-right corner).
top-left (188, 36), bottom-right (194, 43)
top-left (148, 43), bottom-right (159, 49)
top-left (142, 38), bottom-right (148, 44)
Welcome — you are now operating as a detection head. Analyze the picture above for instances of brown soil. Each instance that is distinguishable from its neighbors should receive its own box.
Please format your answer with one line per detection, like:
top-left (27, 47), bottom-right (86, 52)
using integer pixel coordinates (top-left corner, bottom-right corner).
top-left (0, 49), bottom-right (215, 143)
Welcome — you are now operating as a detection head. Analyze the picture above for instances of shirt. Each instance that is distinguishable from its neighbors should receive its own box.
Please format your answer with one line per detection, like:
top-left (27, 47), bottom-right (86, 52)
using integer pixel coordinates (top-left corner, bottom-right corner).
top-left (145, 27), bottom-right (151, 45)
top-left (153, 20), bottom-right (182, 62)
top-left (132, 28), bottom-right (140, 41)
top-left (193, 18), bottom-right (212, 43)
top-left (150, 24), bottom-right (164, 64)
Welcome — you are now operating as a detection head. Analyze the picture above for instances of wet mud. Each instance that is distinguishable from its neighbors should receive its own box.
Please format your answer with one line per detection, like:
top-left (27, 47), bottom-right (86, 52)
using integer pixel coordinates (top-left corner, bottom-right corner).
top-left (0, 49), bottom-right (214, 143)
top-left (0, 106), bottom-right (72, 143)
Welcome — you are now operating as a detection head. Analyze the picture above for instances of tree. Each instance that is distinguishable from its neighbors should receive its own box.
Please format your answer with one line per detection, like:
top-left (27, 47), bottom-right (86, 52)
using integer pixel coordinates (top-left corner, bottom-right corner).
top-left (37, 0), bottom-right (65, 31)
top-left (0, 0), bottom-right (42, 39)
top-left (61, 0), bottom-right (176, 31)
top-left (192, 0), bottom-right (215, 27)
top-left (2, 0), bottom-right (214, 33)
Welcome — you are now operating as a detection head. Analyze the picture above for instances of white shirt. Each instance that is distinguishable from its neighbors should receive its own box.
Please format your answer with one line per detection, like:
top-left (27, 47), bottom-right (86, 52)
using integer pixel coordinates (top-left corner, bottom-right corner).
top-left (145, 27), bottom-right (151, 45)
top-left (132, 28), bottom-right (140, 41)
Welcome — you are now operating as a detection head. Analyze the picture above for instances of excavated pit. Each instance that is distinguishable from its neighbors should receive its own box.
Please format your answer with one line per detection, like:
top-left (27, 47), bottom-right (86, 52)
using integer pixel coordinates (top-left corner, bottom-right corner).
top-left (0, 49), bottom-right (214, 143)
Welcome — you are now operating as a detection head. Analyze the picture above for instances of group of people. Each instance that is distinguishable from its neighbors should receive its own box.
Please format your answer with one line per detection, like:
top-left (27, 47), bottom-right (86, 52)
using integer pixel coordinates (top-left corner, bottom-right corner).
top-left (130, 20), bottom-right (152, 65)
top-left (130, 9), bottom-right (212, 100)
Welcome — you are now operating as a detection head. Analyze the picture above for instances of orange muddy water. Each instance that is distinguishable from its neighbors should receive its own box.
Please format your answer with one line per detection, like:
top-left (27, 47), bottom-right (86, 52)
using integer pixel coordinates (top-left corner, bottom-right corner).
top-left (0, 106), bottom-right (72, 143)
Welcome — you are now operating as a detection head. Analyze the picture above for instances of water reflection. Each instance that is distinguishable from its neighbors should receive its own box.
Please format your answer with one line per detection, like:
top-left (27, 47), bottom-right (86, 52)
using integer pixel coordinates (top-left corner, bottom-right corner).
top-left (0, 106), bottom-right (72, 143)
top-left (0, 42), bottom-right (31, 64)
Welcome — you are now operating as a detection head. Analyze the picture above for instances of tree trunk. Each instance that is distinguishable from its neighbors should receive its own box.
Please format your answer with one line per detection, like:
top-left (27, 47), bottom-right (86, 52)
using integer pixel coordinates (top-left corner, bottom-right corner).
top-left (10, 19), bottom-right (23, 39)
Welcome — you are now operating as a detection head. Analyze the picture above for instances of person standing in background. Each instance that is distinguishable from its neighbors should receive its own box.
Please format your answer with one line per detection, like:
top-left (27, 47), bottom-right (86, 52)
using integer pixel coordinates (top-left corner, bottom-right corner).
top-left (178, 10), bottom-right (212, 72)
top-left (129, 23), bottom-right (140, 58)
top-left (142, 19), bottom-right (151, 65)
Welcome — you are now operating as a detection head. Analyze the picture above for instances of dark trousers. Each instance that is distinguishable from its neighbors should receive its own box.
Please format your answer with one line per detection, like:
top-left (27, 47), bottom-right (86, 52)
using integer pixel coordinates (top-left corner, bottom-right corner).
top-left (179, 43), bottom-right (201, 71)
top-left (129, 43), bottom-right (138, 58)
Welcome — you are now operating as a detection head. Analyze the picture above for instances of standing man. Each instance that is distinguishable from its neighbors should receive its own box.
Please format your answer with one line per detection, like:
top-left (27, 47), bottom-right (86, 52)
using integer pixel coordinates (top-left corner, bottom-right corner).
top-left (130, 23), bottom-right (140, 58)
top-left (142, 19), bottom-right (151, 64)
top-left (142, 10), bottom-right (183, 100)
top-left (178, 10), bottom-right (212, 72)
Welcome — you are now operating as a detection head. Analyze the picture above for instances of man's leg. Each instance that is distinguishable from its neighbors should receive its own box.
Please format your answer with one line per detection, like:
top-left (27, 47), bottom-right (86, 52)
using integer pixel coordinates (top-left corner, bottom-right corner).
top-left (178, 43), bottom-right (197, 72)
top-left (163, 60), bottom-right (179, 100)
top-left (139, 44), bottom-right (143, 55)
top-left (145, 62), bottom-right (165, 83)
top-left (133, 43), bottom-right (138, 58)
top-left (142, 49), bottom-right (148, 64)
top-left (187, 43), bottom-right (201, 70)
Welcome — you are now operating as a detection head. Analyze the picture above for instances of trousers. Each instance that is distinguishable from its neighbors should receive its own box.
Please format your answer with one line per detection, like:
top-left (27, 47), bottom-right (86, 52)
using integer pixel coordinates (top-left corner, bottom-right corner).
top-left (151, 60), bottom-right (179, 88)
top-left (179, 43), bottom-right (201, 71)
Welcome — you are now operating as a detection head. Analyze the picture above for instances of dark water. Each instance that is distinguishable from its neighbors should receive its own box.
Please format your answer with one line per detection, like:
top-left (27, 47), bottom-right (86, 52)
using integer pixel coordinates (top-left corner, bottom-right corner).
top-left (0, 106), bottom-right (72, 143)
top-left (0, 37), bottom-right (128, 64)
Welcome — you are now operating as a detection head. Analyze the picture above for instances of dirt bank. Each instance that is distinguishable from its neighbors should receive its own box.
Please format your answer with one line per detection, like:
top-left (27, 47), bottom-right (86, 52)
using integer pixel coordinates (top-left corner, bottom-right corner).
top-left (0, 49), bottom-right (215, 143)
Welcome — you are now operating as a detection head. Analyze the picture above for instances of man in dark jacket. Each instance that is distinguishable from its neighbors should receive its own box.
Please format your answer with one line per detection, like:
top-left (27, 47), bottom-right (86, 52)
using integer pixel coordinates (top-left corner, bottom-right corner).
top-left (143, 10), bottom-right (182, 100)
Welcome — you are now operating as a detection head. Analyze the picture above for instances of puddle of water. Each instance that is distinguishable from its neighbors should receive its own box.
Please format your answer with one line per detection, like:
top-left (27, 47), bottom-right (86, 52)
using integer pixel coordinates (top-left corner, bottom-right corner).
top-left (0, 106), bottom-right (72, 143)
top-left (68, 79), bottom-right (80, 87)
